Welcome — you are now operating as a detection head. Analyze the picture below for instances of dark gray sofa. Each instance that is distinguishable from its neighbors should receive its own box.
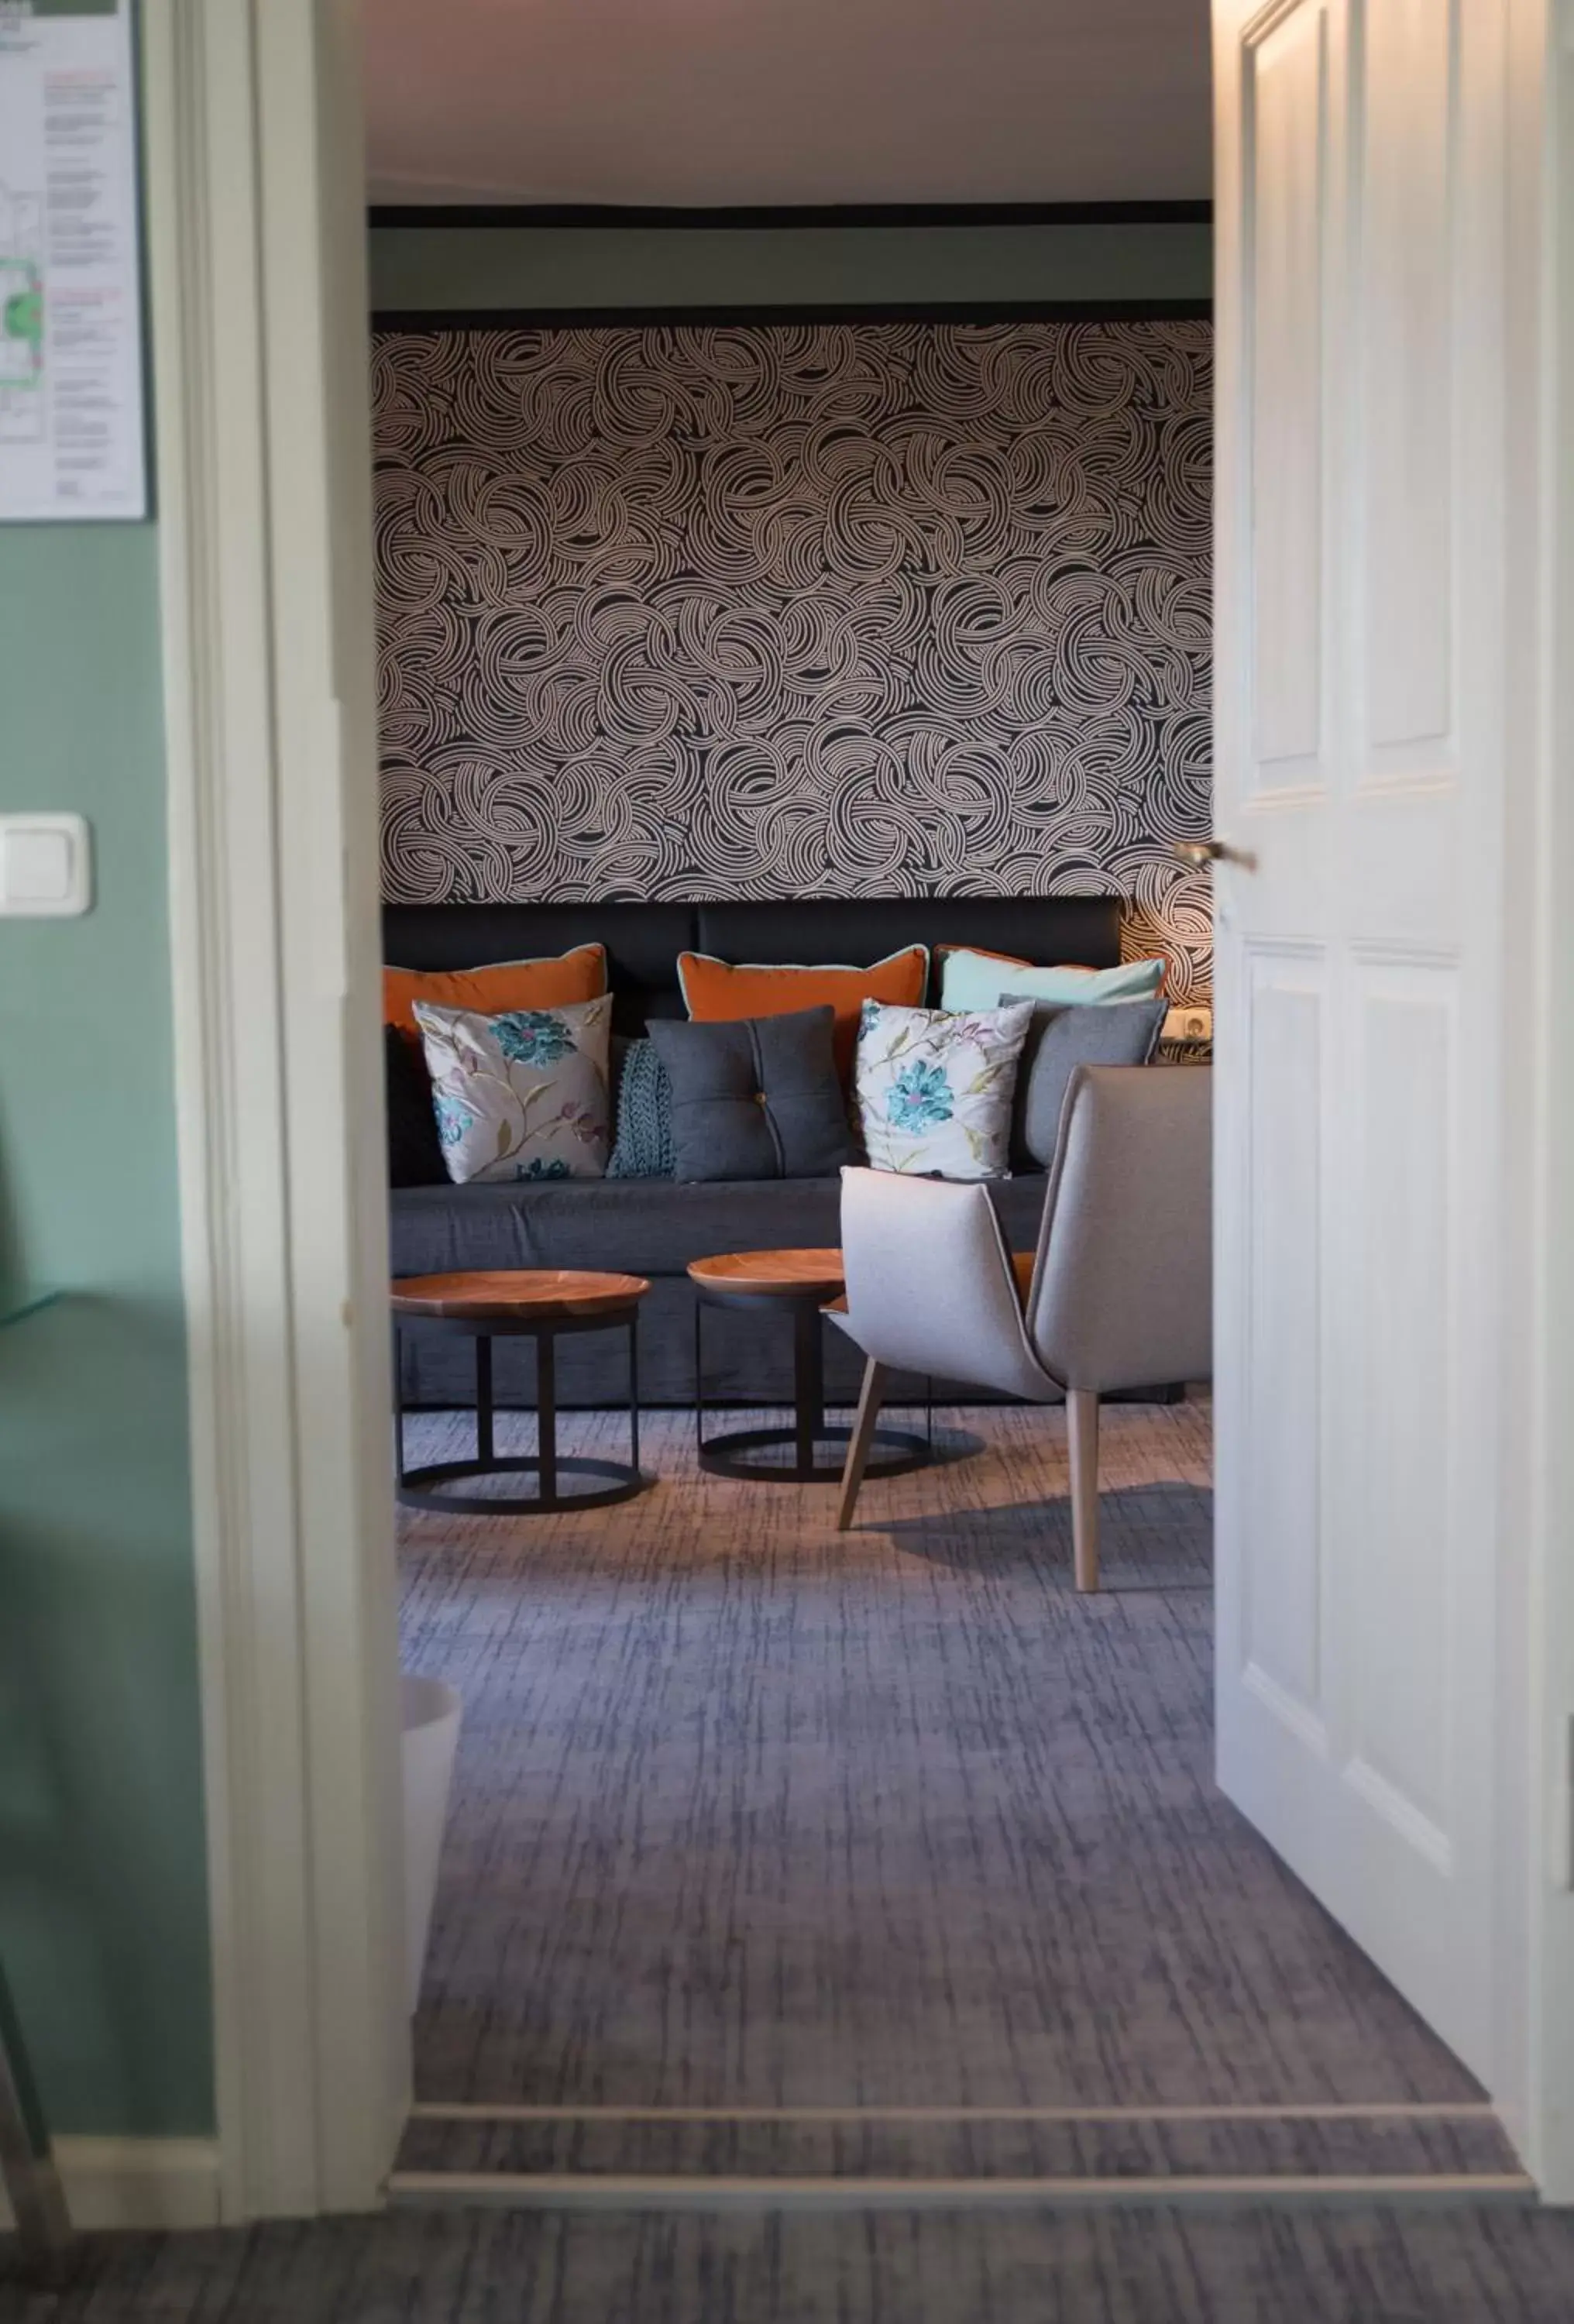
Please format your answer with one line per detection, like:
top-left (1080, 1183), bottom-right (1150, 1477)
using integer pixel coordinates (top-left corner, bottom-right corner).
top-left (387, 894), bottom-right (1126, 1409)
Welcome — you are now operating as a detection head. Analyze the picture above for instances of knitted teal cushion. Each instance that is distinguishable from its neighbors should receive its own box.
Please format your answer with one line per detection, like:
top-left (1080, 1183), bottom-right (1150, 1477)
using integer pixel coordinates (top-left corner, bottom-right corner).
top-left (607, 1037), bottom-right (675, 1178)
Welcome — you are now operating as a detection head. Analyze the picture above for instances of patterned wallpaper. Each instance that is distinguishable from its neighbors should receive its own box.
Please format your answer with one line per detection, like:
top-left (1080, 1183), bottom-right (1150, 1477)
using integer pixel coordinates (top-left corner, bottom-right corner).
top-left (372, 320), bottom-right (1214, 1002)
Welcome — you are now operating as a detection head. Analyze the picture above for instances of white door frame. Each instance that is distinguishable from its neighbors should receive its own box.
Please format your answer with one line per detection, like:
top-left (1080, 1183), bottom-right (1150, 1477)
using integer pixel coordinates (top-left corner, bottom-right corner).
top-left (139, 0), bottom-right (1574, 2220)
top-left (1521, 0), bottom-right (1574, 2205)
top-left (144, 0), bottom-right (407, 2220)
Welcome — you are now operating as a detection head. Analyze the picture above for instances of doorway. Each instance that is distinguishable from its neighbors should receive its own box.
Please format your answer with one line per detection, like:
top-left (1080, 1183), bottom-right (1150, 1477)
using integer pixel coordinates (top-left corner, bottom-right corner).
top-left (146, 0), bottom-right (1574, 2222)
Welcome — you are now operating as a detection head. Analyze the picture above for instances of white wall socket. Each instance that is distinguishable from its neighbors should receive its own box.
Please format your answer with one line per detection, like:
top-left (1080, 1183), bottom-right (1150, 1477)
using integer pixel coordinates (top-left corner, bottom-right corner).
top-left (1163, 1003), bottom-right (1212, 1043)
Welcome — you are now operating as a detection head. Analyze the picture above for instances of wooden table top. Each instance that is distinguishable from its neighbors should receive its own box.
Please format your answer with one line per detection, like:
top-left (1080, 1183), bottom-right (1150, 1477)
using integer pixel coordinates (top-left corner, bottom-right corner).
top-left (688, 1247), bottom-right (847, 1300)
top-left (391, 1269), bottom-right (649, 1320)
top-left (687, 1249), bottom-right (1038, 1305)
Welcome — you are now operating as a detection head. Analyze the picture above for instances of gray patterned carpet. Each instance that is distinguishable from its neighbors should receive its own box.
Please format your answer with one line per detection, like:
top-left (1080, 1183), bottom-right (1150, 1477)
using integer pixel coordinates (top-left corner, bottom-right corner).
top-left (398, 1397), bottom-right (1479, 2115)
top-left (9, 2205), bottom-right (1574, 2321)
top-left (12, 1397), bottom-right (1573, 2319)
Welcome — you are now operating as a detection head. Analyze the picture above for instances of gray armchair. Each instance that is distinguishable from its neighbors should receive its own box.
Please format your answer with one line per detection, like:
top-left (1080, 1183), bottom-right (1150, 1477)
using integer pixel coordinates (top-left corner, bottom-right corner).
top-left (834, 1064), bottom-right (1212, 1589)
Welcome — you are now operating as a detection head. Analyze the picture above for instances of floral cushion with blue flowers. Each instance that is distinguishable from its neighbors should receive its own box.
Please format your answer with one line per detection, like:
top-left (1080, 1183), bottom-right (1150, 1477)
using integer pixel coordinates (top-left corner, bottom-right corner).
top-left (411, 994), bottom-right (613, 1186)
top-left (854, 999), bottom-right (1036, 1180)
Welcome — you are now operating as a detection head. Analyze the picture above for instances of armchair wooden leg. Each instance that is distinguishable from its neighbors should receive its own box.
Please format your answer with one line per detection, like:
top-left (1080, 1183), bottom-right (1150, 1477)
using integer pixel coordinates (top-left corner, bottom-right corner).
top-left (1067, 1387), bottom-right (1101, 1592)
top-left (837, 1359), bottom-right (890, 1532)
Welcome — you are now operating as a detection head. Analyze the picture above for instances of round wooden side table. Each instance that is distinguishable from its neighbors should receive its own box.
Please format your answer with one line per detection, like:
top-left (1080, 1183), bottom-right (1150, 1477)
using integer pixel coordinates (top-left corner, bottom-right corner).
top-left (392, 1269), bottom-right (650, 1514)
top-left (687, 1247), bottom-right (931, 1484)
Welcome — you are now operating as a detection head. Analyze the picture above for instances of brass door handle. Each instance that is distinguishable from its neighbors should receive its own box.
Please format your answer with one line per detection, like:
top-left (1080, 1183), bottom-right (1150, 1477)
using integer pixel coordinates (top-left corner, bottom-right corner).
top-left (1174, 838), bottom-right (1255, 871)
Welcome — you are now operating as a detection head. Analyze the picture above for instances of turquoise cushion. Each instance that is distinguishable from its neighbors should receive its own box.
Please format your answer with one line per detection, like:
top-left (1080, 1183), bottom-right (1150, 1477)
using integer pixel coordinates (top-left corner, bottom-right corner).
top-left (939, 948), bottom-right (1167, 1012)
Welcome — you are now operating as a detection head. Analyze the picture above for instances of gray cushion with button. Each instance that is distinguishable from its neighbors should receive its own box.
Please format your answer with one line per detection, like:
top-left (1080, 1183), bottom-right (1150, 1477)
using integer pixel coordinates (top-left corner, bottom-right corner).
top-left (647, 1006), bottom-right (857, 1183)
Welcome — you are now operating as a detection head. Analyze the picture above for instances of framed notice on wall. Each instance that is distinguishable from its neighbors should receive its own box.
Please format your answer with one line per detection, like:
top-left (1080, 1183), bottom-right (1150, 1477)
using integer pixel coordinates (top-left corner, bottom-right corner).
top-left (0, 0), bottom-right (146, 521)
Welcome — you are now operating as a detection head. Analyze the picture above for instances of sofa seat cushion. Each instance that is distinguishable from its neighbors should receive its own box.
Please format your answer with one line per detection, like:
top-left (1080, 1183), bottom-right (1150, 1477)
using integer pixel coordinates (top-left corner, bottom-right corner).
top-left (391, 1171), bottom-right (1051, 1282)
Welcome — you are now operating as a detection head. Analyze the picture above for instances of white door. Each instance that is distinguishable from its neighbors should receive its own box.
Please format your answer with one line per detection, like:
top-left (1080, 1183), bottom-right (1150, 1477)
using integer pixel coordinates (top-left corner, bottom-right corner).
top-left (1212, 0), bottom-right (1513, 2082)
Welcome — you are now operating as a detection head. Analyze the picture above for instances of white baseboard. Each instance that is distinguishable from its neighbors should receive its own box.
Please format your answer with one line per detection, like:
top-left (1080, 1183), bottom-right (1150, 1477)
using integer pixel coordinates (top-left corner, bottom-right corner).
top-left (0, 2138), bottom-right (222, 2233)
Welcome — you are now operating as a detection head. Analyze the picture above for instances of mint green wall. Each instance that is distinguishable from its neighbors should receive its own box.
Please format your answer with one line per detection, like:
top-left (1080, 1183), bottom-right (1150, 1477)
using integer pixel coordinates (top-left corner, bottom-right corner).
top-left (369, 220), bottom-right (1212, 311)
top-left (0, 516), bottom-right (212, 2135)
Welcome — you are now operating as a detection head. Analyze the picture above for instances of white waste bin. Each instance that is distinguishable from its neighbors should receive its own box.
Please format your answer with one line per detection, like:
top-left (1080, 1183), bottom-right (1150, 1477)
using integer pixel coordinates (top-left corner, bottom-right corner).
top-left (400, 1673), bottom-right (462, 2014)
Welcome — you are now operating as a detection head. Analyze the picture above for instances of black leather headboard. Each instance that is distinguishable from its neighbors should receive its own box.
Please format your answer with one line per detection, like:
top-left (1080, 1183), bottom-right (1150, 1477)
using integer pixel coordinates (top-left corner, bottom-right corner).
top-left (383, 896), bottom-right (1125, 1038)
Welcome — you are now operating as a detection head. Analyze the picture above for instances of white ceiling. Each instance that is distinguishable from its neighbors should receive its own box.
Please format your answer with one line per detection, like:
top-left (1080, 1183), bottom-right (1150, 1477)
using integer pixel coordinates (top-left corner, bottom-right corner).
top-left (361, 0), bottom-right (1212, 209)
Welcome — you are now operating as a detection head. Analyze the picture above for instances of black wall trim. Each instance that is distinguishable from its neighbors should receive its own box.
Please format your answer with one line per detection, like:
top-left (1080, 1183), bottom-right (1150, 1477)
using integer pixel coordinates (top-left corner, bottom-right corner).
top-left (372, 300), bottom-right (1214, 332)
top-left (368, 200), bottom-right (1214, 232)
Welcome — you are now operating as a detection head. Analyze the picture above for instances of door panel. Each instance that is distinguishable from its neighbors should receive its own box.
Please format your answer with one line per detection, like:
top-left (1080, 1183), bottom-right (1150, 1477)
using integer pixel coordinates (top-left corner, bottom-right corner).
top-left (1248, 0), bottom-right (1326, 778)
top-left (1348, 970), bottom-right (1454, 1841)
top-left (1241, 953), bottom-right (1325, 1725)
top-left (1362, 0), bottom-right (1455, 754)
top-left (1215, 0), bottom-right (1504, 2080)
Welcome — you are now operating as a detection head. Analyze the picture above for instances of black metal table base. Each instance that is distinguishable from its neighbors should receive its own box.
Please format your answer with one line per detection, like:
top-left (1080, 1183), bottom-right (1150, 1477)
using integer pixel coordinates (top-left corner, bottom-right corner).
top-left (694, 1285), bottom-right (935, 1486)
top-left (397, 1452), bottom-right (644, 1516)
top-left (394, 1306), bottom-right (647, 1515)
top-left (697, 1422), bottom-right (930, 1486)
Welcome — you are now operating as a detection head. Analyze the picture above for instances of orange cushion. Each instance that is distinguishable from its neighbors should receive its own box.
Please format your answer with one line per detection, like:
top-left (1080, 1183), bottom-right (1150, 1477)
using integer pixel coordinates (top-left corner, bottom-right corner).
top-left (383, 944), bottom-right (606, 1038)
top-left (677, 947), bottom-right (929, 1081)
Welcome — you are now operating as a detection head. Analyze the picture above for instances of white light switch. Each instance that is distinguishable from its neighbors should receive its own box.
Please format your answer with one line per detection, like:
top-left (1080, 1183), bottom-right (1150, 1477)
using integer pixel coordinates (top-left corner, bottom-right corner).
top-left (0, 814), bottom-right (92, 916)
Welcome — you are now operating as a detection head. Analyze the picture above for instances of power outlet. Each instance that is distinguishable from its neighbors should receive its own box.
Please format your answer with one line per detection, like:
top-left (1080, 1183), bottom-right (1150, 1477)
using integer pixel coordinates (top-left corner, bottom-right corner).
top-left (1163, 1004), bottom-right (1212, 1043)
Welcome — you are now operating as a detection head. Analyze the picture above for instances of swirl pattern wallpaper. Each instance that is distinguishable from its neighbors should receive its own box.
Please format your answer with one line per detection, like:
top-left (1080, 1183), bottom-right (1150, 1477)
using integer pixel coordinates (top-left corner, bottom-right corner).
top-left (373, 320), bottom-right (1213, 1002)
